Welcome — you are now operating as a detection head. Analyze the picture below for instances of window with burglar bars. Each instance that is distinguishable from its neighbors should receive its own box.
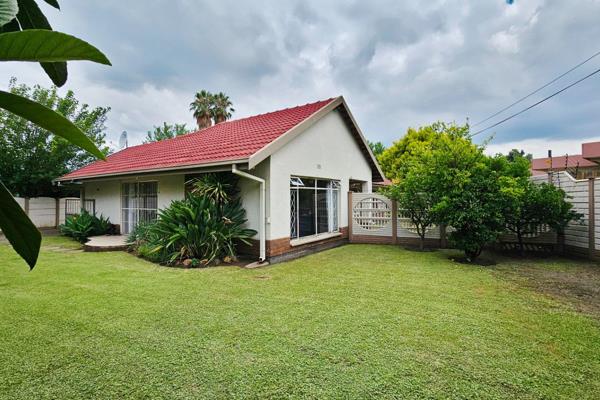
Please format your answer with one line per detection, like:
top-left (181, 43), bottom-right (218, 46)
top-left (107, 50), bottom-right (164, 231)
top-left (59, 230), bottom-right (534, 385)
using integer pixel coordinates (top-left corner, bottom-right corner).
top-left (121, 181), bottom-right (158, 234)
top-left (65, 198), bottom-right (95, 219)
top-left (290, 176), bottom-right (340, 240)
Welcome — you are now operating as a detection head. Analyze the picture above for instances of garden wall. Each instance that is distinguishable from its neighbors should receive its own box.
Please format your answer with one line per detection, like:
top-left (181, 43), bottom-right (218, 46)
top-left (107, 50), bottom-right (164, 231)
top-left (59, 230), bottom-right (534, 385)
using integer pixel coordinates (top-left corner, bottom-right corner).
top-left (9, 197), bottom-right (89, 229)
top-left (349, 176), bottom-right (599, 259)
top-left (532, 171), bottom-right (600, 259)
top-left (348, 192), bottom-right (444, 248)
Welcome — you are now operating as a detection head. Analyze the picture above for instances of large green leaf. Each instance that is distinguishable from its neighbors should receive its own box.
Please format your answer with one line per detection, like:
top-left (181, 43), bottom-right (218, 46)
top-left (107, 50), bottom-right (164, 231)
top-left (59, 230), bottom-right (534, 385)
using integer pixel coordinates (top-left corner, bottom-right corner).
top-left (0, 181), bottom-right (41, 269)
top-left (0, 90), bottom-right (106, 159)
top-left (0, 0), bottom-right (18, 27)
top-left (0, 30), bottom-right (111, 64)
top-left (16, 0), bottom-right (67, 86)
top-left (42, 0), bottom-right (59, 9)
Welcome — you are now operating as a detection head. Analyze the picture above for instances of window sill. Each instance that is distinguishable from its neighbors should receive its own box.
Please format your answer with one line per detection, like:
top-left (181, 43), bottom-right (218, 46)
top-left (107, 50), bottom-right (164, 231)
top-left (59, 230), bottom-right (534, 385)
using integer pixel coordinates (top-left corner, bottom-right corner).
top-left (290, 232), bottom-right (342, 247)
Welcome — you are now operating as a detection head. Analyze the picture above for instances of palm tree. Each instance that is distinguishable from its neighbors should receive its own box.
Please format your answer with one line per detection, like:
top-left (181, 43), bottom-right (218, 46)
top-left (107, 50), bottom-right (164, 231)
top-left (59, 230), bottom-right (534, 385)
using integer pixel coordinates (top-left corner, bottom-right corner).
top-left (190, 90), bottom-right (214, 130)
top-left (211, 92), bottom-right (235, 124)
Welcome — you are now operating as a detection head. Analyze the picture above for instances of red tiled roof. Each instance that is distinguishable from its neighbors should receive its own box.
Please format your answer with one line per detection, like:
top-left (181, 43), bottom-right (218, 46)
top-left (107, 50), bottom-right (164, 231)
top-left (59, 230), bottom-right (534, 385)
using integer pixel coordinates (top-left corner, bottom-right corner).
top-left (531, 154), bottom-right (598, 171)
top-left (60, 98), bottom-right (336, 180)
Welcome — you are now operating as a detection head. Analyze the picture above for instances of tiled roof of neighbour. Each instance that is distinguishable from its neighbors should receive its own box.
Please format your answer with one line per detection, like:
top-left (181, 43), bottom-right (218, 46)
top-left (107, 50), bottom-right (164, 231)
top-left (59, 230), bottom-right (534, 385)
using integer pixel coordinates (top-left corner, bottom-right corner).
top-left (59, 98), bottom-right (336, 180)
top-left (531, 154), bottom-right (598, 171)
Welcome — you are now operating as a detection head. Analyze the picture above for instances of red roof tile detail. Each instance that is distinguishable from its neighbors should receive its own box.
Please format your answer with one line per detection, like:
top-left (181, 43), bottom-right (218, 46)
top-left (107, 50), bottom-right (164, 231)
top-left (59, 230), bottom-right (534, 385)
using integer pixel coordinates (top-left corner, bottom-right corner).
top-left (531, 154), bottom-right (597, 171)
top-left (61, 98), bottom-right (336, 180)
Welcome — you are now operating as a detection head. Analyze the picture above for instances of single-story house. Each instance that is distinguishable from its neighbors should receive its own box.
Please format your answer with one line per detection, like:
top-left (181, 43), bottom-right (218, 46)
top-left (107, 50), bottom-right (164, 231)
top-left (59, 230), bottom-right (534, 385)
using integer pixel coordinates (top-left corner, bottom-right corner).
top-left (56, 96), bottom-right (385, 262)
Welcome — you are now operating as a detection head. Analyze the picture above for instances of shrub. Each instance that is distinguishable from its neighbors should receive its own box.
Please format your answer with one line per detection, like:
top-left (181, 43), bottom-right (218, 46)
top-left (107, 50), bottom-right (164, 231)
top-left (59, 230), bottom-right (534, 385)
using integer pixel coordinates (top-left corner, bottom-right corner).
top-left (126, 221), bottom-right (169, 263)
top-left (187, 172), bottom-right (239, 205)
top-left (146, 195), bottom-right (256, 266)
top-left (60, 210), bottom-right (112, 243)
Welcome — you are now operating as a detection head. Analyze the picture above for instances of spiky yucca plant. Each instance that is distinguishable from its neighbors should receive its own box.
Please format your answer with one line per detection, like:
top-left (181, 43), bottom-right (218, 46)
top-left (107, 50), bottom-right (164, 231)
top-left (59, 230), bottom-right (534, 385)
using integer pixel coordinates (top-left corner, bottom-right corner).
top-left (148, 196), bottom-right (255, 266)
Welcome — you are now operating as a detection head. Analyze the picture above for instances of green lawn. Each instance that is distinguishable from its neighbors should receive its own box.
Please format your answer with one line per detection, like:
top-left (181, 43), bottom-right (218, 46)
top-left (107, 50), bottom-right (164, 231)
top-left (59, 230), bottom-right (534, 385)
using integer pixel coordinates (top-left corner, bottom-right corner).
top-left (1, 237), bottom-right (599, 399)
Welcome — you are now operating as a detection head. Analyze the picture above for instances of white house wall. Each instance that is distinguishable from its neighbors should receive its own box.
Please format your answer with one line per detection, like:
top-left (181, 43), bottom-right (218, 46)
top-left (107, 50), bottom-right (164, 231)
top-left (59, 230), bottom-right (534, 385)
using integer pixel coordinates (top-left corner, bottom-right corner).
top-left (238, 159), bottom-right (270, 239)
top-left (268, 109), bottom-right (373, 240)
top-left (83, 174), bottom-right (185, 228)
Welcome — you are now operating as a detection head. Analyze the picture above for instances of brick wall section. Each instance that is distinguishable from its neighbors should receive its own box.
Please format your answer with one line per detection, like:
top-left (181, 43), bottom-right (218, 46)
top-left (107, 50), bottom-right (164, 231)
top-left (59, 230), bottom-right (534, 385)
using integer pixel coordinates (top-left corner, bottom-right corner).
top-left (237, 227), bottom-right (349, 262)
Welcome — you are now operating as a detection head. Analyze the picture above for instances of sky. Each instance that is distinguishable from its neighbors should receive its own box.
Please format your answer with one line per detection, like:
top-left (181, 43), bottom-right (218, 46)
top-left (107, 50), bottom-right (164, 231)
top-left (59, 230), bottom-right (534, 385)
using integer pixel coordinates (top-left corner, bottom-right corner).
top-left (3, 0), bottom-right (600, 158)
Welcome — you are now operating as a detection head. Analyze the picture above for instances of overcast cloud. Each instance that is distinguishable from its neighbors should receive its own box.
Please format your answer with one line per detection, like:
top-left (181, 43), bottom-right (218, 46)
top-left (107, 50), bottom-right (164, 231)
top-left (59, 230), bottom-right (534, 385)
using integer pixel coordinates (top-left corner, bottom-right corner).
top-left (3, 0), bottom-right (600, 157)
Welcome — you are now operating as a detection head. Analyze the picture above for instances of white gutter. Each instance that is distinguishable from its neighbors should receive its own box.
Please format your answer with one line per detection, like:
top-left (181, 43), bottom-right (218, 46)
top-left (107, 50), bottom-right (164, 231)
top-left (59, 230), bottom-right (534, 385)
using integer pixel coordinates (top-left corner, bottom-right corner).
top-left (232, 164), bottom-right (266, 262)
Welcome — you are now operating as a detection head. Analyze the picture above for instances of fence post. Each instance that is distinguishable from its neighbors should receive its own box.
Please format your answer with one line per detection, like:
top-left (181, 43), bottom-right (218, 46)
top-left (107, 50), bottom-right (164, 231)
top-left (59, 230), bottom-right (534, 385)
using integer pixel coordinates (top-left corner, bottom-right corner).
top-left (55, 198), bottom-right (60, 228)
top-left (347, 191), bottom-right (353, 243)
top-left (440, 224), bottom-right (447, 249)
top-left (589, 178), bottom-right (595, 259)
top-left (24, 197), bottom-right (30, 217)
top-left (80, 187), bottom-right (86, 213)
top-left (391, 199), bottom-right (397, 245)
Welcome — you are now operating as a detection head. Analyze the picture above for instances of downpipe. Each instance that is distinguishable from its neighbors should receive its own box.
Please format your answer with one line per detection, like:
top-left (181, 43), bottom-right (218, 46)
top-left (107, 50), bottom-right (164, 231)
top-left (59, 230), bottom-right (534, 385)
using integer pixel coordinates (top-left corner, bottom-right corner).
top-left (232, 164), bottom-right (266, 262)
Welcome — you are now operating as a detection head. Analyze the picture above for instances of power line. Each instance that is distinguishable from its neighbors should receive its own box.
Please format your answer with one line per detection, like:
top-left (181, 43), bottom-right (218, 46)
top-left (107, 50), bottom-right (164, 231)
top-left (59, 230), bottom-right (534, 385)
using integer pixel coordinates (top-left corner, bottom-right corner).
top-left (471, 66), bottom-right (600, 137)
top-left (472, 49), bottom-right (600, 127)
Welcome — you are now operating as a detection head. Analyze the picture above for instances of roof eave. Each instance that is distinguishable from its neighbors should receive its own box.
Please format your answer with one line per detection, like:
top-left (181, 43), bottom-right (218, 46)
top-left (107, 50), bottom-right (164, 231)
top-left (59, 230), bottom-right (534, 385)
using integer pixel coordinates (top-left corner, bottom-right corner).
top-left (54, 158), bottom-right (249, 183)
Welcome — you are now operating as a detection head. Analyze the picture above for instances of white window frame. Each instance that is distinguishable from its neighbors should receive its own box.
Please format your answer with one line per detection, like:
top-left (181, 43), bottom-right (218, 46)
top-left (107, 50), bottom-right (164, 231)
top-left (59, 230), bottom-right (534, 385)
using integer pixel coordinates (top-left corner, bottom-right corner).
top-left (121, 181), bottom-right (158, 234)
top-left (290, 176), bottom-right (341, 244)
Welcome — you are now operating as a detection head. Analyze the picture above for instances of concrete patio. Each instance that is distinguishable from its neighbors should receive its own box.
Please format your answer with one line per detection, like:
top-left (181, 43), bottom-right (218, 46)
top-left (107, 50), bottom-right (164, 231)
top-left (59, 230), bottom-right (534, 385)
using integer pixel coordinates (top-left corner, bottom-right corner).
top-left (84, 235), bottom-right (128, 252)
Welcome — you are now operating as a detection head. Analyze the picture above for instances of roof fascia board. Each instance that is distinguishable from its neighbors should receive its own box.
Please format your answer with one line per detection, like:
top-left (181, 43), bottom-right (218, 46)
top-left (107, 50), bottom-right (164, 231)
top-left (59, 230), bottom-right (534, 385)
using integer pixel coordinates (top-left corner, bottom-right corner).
top-left (55, 159), bottom-right (249, 183)
top-left (248, 97), bottom-right (343, 169)
top-left (338, 97), bottom-right (386, 181)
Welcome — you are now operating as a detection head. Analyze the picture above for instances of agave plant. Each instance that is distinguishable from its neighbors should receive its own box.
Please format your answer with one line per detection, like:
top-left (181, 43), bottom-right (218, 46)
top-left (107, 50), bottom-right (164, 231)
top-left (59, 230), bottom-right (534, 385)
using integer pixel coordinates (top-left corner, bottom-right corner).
top-left (211, 92), bottom-right (235, 124)
top-left (188, 173), bottom-right (239, 206)
top-left (59, 210), bottom-right (112, 243)
top-left (189, 90), bottom-right (213, 130)
top-left (147, 195), bottom-right (255, 266)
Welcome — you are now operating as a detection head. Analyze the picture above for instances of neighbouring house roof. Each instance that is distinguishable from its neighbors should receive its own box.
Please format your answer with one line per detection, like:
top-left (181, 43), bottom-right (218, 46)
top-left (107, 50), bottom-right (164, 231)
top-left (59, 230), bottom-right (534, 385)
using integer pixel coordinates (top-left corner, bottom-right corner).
top-left (531, 154), bottom-right (598, 171)
top-left (57, 96), bottom-right (384, 182)
top-left (582, 141), bottom-right (600, 160)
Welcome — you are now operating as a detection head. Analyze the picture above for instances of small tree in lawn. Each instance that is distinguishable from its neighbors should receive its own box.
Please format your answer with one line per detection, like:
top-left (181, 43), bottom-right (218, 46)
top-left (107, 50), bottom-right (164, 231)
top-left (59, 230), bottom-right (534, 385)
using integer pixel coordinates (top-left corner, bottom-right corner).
top-left (542, 183), bottom-right (583, 239)
top-left (500, 177), bottom-right (548, 255)
top-left (428, 127), bottom-right (505, 262)
top-left (383, 160), bottom-right (437, 250)
top-left (501, 179), bottom-right (582, 255)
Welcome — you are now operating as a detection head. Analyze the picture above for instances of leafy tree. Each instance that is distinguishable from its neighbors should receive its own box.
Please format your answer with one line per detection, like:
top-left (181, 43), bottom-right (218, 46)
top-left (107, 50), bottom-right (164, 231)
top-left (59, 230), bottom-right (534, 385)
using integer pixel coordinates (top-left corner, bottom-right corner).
top-left (368, 141), bottom-right (386, 159)
top-left (426, 130), bottom-right (506, 261)
top-left (0, 78), bottom-right (110, 197)
top-left (379, 122), bottom-right (470, 182)
top-left (190, 90), bottom-right (214, 130)
top-left (211, 92), bottom-right (235, 124)
top-left (500, 177), bottom-right (582, 255)
top-left (541, 184), bottom-right (583, 236)
top-left (0, 0), bottom-right (111, 269)
top-left (144, 122), bottom-right (189, 143)
top-left (506, 148), bottom-right (532, 162)
top-left (190, 90), bottom-right (235, 129)
top-left (383, 161), bottom-right (437, 250)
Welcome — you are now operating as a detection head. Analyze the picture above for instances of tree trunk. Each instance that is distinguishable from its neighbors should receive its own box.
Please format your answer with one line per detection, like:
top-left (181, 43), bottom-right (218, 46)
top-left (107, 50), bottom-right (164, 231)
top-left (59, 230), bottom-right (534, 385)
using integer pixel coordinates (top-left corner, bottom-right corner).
top-left (466, 247), bottom-right (482, 262)
top-left (196, 115), bottom-right (212, 130)
top-left (517, 229), bottom-right (524, 256)
top-left (419, 234), bottom-right (425, 250)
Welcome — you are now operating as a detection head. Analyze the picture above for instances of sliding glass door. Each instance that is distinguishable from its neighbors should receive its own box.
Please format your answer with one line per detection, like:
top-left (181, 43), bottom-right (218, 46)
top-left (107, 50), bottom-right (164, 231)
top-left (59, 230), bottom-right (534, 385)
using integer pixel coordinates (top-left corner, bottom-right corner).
top-left (121, 181), bottom-right (158, 234)
top-left (290, 176), bottom-right (340, 240)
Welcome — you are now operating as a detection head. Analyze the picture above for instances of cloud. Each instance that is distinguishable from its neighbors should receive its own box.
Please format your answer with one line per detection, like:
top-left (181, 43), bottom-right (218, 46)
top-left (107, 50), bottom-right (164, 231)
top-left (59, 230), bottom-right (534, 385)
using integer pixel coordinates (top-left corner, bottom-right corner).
top-left (485, 136), bottom-right (600, 159)
top-left (3, 0), bottom-right (600, 151)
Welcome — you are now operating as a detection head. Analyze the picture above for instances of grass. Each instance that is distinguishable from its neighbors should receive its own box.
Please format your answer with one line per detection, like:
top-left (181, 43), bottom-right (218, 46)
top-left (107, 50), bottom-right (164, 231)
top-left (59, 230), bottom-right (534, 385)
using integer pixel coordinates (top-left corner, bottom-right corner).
top-left (1, 237), bottom-right (599, 399)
